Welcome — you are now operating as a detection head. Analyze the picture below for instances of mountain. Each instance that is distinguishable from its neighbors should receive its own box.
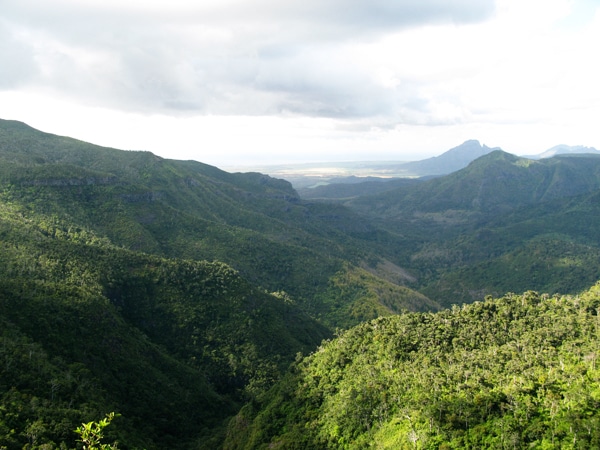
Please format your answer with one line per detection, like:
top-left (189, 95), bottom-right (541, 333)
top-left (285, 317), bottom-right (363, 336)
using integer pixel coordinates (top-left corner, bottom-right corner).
top-left (0, 119), bottom-right (434, 326)
top-left (527, 144), bottom-right (600, 159)
top-left (398, 139), bottom-right (500, 176)
top-left (225, 285), bottom-right (600, 449)
top-left (347, 150), bottom-right (600, 219)
top-left (0, 118), bottom-right (440, 448)
top-left (3, 118), bottom-right (600, 448)
top-left (344, 150), bottom-right (600, 304)
top-left (0, 187), bottom-right (331, 448)
top-left (296, 140), bottom-right (499, 200)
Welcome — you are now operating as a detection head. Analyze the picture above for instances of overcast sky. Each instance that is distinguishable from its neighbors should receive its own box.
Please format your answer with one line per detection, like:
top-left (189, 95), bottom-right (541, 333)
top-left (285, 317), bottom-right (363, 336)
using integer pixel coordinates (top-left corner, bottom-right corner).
top-left (1, 0), bottom-right (599, 167)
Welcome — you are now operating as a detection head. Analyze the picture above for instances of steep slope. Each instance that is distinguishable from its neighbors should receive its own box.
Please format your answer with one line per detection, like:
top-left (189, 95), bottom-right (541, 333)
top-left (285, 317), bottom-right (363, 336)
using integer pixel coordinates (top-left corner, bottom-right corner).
top-left (315, 263), bottom-right (439, 329)
top-left (0, 118), bottom-right (440, 446)
top-left (0, 196), bottom-right (330, 449)
top-left (416, 188), bottom-right (600, 305)
top-left (0, 119), bottom-right (436, 323)
top-left (225, 285), bottom-right (600, 449)
top-left (348, 151), bottom-right (600, 220)
top-left (344, 151), bottom-right (600, 304)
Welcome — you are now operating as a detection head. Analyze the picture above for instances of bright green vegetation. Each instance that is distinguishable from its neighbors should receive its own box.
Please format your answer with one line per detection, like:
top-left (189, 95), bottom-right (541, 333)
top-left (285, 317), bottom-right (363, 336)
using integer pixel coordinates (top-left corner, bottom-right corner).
top-left (75, 413), bottom-right (119, 450)
top-left (0, 119), bottom-right (429, 448)
top-left (316, 263), bottom-right (438, 329)
top-left (3, 118), bottom-right (600, 448)
top-left (225, 285), bottom-right (600, 449)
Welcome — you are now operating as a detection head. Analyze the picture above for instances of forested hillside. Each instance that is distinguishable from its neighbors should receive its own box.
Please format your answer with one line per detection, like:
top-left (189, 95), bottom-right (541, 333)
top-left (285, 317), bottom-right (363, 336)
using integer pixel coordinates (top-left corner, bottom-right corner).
top-left (0, 118), bottom-right (432, 326)
top-left (3, 118), bottom-right (600, 448)
top-left (343, 150), bottom-right (600, 304)
top-left (348, 150), bottom-right (600, 217)
top-left (0, 195), bottom-right (331, 448)
top-left (0, 119), bottom-right (431, 448)
top-left (226, 285), bottom-right (600, 449)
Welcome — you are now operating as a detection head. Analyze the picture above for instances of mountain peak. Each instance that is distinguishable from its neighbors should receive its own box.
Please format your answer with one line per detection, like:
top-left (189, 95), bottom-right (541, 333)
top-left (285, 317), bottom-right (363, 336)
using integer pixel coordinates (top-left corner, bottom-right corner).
top-left (402, 139), bottom-right (500, 176)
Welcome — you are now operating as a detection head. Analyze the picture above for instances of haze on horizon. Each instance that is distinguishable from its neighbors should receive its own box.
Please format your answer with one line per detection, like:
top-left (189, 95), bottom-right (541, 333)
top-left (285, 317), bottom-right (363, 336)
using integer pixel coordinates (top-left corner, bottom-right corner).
top-left (1, 0), bottom-right (599, 167)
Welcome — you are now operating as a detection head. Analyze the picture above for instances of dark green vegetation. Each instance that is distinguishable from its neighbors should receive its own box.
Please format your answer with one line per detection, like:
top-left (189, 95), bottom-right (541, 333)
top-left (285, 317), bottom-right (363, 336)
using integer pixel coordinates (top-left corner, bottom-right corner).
top-left (2, 118), bottom-right (600, 448)
top-left (0, 119), bottom-right (428, 325)
top-left (297, 177), bottom-right (422, 200)
top-left (0, 197), bottom-right (329, 448)
top-left (343, 150), bottom-right (600, 305)
top-left (0, 119), bottom-right (430, 448)
top-left (298, 149), bottom-right (600, 306)
top-left (225, 286), bottom-right (600, 449)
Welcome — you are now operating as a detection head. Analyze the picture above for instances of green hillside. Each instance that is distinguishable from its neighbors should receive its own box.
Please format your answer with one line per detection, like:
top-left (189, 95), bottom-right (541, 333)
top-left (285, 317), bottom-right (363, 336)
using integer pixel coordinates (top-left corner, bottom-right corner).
top-left (3, 119), bottom-right (600, 448)
top-left (0, 196), bottom-right (330, 448)
top-left (225, 285), bottom-right (600, 449)
top-left (348, 150), bottom-right (600, 220)
top-left (343, 151), bottom-right (600, 304)
top-left (416, 188), bottom-right (600, 305)
top-left (0, 118), bottom-right (434, 324)
top-left (0, 119), bottom-right (437, 448)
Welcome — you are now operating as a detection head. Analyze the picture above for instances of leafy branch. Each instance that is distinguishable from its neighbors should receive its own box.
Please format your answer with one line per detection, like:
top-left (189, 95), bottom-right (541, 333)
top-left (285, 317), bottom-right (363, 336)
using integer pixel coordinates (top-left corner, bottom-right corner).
top-left (74, 412), bottom-right (119, 450)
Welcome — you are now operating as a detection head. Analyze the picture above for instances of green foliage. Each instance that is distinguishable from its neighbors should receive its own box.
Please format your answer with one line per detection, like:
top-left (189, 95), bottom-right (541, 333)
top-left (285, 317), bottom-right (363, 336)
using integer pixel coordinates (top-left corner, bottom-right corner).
top-left (0, 118), bottom-right (424, 448)
top-left (348, 151), bottom-right (600, 218)
top-left (4, 118), bottom-right (600, 449)
top-left (75, 413), bottom-right (119, 450)
top-left (343, 151), bottom-right (600, 304)
top-left (316, 263), bottom-right (439, 329)
top-left (423, 237), bottom-right (600, 306)
top-left (0, 118), bottom-right (407, 323)
top-left (0, 187), bottom-right (329, 447)
top-left (226, 285), bottom-right (600, 448)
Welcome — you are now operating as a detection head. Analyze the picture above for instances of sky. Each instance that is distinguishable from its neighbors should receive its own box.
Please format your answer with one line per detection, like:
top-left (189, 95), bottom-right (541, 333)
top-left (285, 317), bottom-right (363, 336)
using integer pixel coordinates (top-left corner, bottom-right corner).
top-left (1, 0), bottom-right (599, 167)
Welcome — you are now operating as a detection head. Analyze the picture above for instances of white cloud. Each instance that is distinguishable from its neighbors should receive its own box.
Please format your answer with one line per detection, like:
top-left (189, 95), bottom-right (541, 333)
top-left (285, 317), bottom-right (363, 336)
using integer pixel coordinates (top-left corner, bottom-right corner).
top-left (1, 0), bottom-right (495, 117)
top-left (0, 0), bottom-right (598, 166)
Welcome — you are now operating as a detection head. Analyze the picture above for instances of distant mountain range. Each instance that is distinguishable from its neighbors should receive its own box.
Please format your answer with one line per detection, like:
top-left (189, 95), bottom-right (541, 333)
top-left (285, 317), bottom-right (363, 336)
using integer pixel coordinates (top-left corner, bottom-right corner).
top-left (299, 141), bottom-right (600, 199)
top-left (347, 149), bottom-right (600, 219)
top-left (527, 144), bottom-right (600, 159)
top-left (228, 140), bottom-right (600, 195)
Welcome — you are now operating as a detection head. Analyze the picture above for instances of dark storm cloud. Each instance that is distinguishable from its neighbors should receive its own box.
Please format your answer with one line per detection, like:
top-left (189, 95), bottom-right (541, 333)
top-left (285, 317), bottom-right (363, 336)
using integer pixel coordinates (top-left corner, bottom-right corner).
top-left (1, 0), bottom-right (495, 118)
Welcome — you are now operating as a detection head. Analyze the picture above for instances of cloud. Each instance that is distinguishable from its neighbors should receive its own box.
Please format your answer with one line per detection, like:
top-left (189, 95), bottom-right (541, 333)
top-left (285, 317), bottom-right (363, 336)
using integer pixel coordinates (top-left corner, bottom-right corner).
top-left (1, 0), bottom-right (495, 119)
top-left (4, 0), bottom-right (597, 168)
top-left (0, 20), bottom-right (39, 88)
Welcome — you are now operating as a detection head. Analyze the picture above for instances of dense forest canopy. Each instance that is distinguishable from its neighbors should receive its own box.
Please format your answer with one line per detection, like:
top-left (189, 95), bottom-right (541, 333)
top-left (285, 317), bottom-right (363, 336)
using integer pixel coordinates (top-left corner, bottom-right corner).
top-left (225, 286), bottom-right (600, 449)
top-left (1, 119), bottom-right (600, 448)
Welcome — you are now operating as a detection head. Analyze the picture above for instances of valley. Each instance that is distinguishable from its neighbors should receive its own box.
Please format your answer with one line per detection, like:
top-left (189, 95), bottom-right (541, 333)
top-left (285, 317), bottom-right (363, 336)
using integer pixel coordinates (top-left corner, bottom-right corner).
top-left (1, 119), bottom-right (599, 448)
